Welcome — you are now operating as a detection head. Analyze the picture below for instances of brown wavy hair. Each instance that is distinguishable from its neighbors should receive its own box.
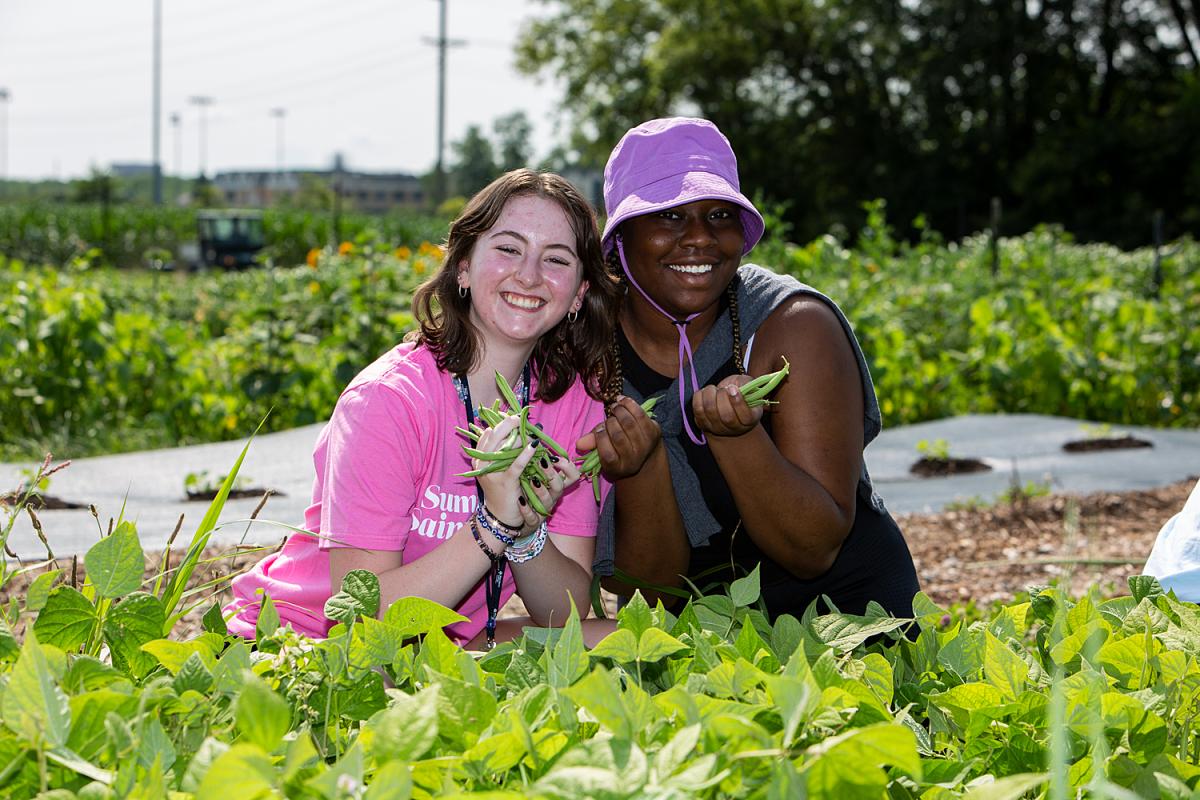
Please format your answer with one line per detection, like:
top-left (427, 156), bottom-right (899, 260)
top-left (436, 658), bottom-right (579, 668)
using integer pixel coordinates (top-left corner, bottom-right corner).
top-left (408, 169), bottom-right (618, 402)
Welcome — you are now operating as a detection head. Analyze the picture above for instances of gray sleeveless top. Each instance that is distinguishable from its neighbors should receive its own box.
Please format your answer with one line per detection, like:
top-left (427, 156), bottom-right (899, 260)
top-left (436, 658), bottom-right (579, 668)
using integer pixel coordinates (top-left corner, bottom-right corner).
top-left (592, 263), bottom-right (888, 576)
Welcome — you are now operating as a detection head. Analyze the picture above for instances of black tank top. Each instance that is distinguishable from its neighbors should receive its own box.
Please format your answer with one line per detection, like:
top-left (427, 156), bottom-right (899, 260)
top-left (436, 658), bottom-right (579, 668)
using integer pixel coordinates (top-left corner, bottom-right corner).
top-left (618, 326), bottom-right (920, 620)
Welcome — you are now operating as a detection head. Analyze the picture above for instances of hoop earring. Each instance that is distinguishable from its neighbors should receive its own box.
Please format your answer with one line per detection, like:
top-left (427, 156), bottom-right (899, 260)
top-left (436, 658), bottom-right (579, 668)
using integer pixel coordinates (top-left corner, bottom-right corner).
top-left (567, 308), bottom-right (579, 323)
top-left (458, 285), bottom-right (468, 299)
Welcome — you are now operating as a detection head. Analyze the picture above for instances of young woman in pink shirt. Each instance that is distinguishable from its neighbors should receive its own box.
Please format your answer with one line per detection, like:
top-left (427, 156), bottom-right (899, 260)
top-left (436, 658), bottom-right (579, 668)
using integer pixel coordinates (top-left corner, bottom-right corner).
top-left (225, 169), bottom-right (619, 648)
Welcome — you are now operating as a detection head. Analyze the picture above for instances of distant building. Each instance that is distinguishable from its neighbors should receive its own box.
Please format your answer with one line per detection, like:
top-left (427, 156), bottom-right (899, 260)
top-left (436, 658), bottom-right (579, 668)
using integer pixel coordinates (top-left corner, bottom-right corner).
top-left (214, 168), bottom-right (425, 214)
top-left (111, 162), bottom-right (157, 177)
top-left (561, 167), bottom-right (604, 212)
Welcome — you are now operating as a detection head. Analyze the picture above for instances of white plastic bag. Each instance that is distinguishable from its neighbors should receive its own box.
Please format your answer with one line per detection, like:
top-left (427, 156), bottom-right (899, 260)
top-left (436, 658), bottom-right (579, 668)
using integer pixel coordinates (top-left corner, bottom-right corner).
top-left (1143, 477), bottom-right (1200, 602)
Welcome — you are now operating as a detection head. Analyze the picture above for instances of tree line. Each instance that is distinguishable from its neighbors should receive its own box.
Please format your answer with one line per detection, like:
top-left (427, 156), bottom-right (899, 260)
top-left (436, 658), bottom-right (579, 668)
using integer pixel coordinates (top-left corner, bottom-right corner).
top-left (515, 0), bottom-right (1200, 247)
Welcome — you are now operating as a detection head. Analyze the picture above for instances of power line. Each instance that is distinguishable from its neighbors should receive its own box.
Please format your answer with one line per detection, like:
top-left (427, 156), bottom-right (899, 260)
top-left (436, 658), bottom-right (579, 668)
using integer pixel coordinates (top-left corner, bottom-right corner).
top-left (424, 0), bottom-right (466, 206)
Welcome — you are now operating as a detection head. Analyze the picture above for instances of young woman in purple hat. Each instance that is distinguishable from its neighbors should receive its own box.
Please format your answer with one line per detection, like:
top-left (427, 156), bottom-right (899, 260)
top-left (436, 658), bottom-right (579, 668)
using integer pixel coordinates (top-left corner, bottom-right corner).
top-left (576, 117), bottom-right (920, 620)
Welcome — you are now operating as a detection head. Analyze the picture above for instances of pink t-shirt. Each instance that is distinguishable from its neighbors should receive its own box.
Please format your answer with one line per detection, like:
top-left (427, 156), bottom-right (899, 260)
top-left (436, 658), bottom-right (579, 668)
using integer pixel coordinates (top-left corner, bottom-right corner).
top-left (224, 342), bottom-right (609, 643)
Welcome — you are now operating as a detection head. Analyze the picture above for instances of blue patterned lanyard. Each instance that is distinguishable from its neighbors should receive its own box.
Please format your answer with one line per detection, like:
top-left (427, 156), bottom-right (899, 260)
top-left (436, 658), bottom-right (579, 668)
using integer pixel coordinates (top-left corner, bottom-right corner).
top-left (452, 363), bottom-right (530, 647)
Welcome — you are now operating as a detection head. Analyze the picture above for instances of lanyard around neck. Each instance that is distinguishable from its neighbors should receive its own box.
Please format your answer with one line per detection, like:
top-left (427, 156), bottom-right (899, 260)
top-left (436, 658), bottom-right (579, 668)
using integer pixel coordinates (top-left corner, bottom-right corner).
top-left (451, 361), bottom-right (531, 648)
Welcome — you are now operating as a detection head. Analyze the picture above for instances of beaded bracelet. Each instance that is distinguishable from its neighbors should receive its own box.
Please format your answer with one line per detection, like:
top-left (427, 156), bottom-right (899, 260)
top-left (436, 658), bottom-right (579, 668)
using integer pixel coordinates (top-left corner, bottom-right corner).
top-left (480, 503), bottom-right (523, 533)
top-left (505, 521), bottom-right (547, 564)
top-left (470, 516), bottom-right (502, 561)
top-left (475, 506), bottom-right (518, 547)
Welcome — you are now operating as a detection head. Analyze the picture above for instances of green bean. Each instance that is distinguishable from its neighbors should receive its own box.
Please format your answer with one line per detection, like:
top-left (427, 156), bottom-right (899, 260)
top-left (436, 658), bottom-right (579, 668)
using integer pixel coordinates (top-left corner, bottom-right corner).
top-left (495, 369), bottom-right (522, 411)
top-left (463, 446), bottom-right (526, 461)
top-left (525, 420), bottom-right (571, 459)
top-left (520, 476), bottom-right (549, 516)
top-left (741, 357), bottom-right (790, 407)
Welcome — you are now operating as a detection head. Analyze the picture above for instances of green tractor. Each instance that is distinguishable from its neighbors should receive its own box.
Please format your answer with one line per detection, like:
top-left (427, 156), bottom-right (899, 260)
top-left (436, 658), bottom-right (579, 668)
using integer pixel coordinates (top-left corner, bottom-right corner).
top-left (178, 209), bottom-right (266, 270)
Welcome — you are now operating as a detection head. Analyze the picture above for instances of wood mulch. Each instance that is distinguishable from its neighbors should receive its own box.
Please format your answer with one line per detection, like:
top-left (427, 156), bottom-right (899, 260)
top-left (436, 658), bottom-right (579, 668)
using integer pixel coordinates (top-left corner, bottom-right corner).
top-left (2, 479), bottom-right (1193, 639)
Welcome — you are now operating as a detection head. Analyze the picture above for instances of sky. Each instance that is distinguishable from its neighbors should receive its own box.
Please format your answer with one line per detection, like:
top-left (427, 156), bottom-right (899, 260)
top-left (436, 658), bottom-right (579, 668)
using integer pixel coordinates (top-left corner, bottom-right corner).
top-left (0, 0), bottom-right (565, 181)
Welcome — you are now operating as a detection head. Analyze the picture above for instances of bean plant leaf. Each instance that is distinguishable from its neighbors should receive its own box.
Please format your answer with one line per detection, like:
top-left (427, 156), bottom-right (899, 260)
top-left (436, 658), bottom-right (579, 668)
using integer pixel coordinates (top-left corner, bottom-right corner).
top-left (103, 592), bottom-right (166, 680)
top-left (34, 586), bottom-right (97, 652)
top-left (730, 564), bottom-right (761, 607)
top-left (25, 568), bottom-right (62, 612)
top-left (617, 591), bottom-right (653, 638)
top-left (325, 568), bottom-right (381, 624)
top-left (984, 631), bottom-right (1029, 701)
top-left (194, 742), bottom-right (276, 798)
top-left (382, 596), bottom-right (468, 638)
top-left (2, 629), bottom-right (71, 748)
top-left (545, 603), bottom-right (588, 688)
top-left (961, 772), bottom-right (1049, 799)
top-left (638, 628), bottom-right (689, 663)
top-left (84, 522), bottom-right (144, 599)
top-left (255, 591), bottom-right (280, 640)
top-left (201, 603), bottom-right (227, 636)
top-left (235, 672), bottom-right (292, 752)
top-left (804, 723), bottom-right (922, 798)
top-left (173, 652), bottom-right (215, 695)
top-left (1128, 575), bottom-right (1164, 604)
top-left (809, 611), bottom-right (911, 652)
top-left (588, 628), bottom-right (639, 663)
top-left (363, 762), bottom-right (414, 800)
top-left (367, 686), bottom-right (440, 762)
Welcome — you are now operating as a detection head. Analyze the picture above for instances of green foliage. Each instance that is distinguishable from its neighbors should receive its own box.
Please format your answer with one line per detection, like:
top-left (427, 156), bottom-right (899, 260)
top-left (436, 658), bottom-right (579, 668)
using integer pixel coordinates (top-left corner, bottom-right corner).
top-left (775, 222), bottom-right (1200, 429)
top-left (4, 215), bottom-right (1199, 465)
top-left (0, 202), bottom-right (446, 270)
top-left (517, 0), bottom-right (1200, 247)
top-left (2, 546), bottom-right (1198, 797)
top-left (916, 438), bottom-right (952, 461)
top-left (0, 244), bottom-right (436, 460)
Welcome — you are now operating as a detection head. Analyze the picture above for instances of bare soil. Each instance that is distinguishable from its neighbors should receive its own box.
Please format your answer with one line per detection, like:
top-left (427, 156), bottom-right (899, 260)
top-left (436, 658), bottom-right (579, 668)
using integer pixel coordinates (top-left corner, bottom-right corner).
top-left (1061, 435), bottom-right (1153, 453)
top-left (3, 479), bottom-right (1193, 638)
top-left (910, 456), bottom-right (993, 478)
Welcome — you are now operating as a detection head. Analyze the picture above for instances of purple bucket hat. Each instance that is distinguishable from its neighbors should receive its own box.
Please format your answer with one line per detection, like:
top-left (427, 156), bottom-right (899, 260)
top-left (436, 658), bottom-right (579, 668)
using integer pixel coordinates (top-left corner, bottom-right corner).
top-left (601, 117), bottom-right (765, 256)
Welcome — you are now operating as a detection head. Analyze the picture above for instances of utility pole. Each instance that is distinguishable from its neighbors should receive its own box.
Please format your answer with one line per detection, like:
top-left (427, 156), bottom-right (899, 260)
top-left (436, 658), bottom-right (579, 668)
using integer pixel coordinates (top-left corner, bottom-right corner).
top-left (152, 0), bottom-right (163, 204)
top-left (0, 89), bottom-right (9, 198)
top-left (270, 107), bottom-right (286, 204)
top-left (170, 112), bottom-right (181, 185)
top-left (188, 95), bottom-right (214, 179)
top-left (424, 0), bottom-right (464, 207)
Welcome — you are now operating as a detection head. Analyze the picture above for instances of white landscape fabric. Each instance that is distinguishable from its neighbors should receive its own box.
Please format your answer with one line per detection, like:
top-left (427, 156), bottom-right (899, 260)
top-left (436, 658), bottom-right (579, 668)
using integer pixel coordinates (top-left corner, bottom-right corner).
top-left (1143, 477), bottom-right (1200, 602)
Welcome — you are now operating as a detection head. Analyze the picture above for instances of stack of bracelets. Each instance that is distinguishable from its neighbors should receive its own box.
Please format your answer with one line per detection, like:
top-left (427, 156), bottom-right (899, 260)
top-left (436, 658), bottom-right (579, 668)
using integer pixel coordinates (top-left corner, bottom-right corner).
top-left (471, 504), bottom-right (548, 563)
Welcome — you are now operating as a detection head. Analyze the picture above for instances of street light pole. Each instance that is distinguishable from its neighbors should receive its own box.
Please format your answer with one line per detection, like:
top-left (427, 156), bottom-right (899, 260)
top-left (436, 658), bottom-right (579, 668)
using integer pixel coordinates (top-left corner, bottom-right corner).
top-left (170, 112), bottom-right (181, 184)
top-left (188, 95), bottom-right (214, 179)
top-left (0, 89), bottom-right (10, 197)
top-left (152, 0), bottom-right (163, 204)
top-left (269, 107), bottom-right (286, 203)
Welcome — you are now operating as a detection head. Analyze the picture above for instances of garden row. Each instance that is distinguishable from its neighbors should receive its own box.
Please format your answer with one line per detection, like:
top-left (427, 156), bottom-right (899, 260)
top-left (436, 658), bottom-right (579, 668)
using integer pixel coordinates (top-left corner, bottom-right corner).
top-left (2, 210), bottom-right (1197, 462)
top-left (0, 203), bottom-right (446, 271)
top-left (0, 458), bottom-right (1196, 797)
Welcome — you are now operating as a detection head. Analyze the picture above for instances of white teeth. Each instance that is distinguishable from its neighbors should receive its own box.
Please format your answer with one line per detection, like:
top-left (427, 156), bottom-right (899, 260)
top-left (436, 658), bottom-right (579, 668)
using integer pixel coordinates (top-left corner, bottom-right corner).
top-left (666, 264), bottom-right (714, 274)
top-left (502, 292), bottom-right (545, 309)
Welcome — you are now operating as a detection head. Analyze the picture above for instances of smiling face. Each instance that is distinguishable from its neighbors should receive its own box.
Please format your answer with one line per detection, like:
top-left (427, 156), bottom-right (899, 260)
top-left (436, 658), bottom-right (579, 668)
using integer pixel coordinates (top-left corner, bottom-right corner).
top-left (618, 198), bottom-right (746, 320)
top-left (457, 194), bottom-right (589, 352)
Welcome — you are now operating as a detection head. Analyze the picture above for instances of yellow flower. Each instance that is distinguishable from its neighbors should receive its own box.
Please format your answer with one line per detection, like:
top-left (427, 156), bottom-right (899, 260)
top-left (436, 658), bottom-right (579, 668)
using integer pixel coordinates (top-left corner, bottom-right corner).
top-left (309, 280), bottom-right (321, 295)
top-left (418, 241), bottom-right (445, 260)
top-left (223, 414), bottom-right (239, 431)
top-left (866, 261), bottom-right (879, 273)
top-left (394, 245), bottom-right (412, 260)
top-left (413, 260), bottom-right (426, 275)
top-left (338, 241), bottom-right (354, 256)
top-left (306, 248), bottom-right (321, 268)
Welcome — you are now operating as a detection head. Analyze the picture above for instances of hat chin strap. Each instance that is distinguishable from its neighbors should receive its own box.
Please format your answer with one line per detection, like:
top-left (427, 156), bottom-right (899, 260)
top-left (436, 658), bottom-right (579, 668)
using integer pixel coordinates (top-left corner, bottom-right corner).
top-left (616, 235), bottom-right (707, 446)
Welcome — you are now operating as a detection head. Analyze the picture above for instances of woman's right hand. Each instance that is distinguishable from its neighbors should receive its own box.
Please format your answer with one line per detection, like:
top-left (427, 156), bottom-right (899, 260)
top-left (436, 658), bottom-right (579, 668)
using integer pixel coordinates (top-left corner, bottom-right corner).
top-left (473, 415), bottom-right (577, 533)
top-left (575, 395), bottom-right (662, 481)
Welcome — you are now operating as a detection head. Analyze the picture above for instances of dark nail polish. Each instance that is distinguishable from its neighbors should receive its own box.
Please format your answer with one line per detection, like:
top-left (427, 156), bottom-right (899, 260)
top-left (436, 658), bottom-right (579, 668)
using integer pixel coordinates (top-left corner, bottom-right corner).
top-left (518, 496), bottom-right (527, 507)
top-left (540, 457), bottom-right (549, 468)
top-left (532, 478), bottom-right (542, 488)
top-left (536, 422), bottom-right (545, 430)
top-left (549, 454), bottom-right (560, 463)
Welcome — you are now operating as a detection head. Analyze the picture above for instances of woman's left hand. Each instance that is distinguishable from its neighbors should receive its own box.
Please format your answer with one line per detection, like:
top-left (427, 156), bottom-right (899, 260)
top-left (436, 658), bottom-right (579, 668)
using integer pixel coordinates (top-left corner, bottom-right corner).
top-left (692, 374), bottom-right (764, 437)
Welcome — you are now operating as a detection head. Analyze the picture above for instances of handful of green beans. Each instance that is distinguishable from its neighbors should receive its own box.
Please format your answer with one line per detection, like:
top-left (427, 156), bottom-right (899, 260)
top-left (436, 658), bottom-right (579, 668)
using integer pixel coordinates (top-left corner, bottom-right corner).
top-left (456, 371), bottom-right (573, 516)
top-left (740, 357), bottom-right (791, 407)
top-left (577, 395), bottom-right (660, 502)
